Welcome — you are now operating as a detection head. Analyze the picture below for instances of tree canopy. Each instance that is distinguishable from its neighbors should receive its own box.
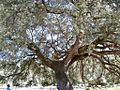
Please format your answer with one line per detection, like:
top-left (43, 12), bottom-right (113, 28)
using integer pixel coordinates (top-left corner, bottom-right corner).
top-left (0, 0), bottom-right (120, 89)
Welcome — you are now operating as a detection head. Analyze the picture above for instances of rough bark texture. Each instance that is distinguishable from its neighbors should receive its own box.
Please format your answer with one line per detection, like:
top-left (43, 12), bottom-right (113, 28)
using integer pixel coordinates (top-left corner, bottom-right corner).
top-left (52, 61), bottom-right (74, 90)
top-left (55, 70), bottom-right (73, 90)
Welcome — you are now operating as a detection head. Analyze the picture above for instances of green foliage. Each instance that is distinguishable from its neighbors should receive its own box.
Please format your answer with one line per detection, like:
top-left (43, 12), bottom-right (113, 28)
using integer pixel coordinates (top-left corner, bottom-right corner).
top-left (0, 0), bottom-right (120, 86)
top-left (86, 87), bottom-right (90, 90)
top-left (0, 75), bottom-right (6, 84)
top-left (41, 80), bottom-right (51, 86)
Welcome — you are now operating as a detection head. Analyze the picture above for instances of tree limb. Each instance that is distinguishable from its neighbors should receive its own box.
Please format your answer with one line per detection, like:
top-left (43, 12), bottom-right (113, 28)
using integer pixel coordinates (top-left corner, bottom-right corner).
top-left (63, 32), bottom-right (84, 69)
top-left (27, 43), bottom-right (53, 68)
top-left (93, 50), bottom-right (120, 55)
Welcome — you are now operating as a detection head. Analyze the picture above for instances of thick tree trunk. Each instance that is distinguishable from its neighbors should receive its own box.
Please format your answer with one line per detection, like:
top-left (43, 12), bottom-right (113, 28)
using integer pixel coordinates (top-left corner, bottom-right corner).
top-left (55, 70), bottom-right (74, 90)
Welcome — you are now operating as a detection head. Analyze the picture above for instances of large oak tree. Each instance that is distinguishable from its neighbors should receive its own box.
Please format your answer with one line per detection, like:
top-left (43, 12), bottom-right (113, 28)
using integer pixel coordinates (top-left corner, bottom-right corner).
top-left (0, 0), bottom-right (120, 90)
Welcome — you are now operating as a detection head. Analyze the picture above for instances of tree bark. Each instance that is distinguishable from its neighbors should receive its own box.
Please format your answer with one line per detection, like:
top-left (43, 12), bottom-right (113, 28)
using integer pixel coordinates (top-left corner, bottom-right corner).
top-left (55, 70), bottom-right (74, 90)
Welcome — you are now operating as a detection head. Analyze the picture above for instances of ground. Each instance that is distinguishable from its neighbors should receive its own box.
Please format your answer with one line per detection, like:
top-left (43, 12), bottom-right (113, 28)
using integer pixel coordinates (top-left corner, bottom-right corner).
top-left (0, 85), bottom-right (120, 90)
top-left (15, 87), bottom-right (120, 90)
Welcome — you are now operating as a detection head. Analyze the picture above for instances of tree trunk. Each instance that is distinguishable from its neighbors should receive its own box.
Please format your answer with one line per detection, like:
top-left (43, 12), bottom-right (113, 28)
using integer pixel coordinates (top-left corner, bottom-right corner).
top-left (55, 70), bottom-right (74, 90)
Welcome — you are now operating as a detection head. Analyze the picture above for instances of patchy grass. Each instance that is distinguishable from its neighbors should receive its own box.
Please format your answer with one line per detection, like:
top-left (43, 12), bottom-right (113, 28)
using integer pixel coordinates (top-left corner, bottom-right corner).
top-left (86, 87), bottom-right (120, 90)
top-left (102, 87), bottom-right (120, 90)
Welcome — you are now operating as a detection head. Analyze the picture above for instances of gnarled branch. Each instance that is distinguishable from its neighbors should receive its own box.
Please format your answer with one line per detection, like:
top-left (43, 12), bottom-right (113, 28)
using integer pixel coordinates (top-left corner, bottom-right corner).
top-left (27, 43), bottom-right (53, 68)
